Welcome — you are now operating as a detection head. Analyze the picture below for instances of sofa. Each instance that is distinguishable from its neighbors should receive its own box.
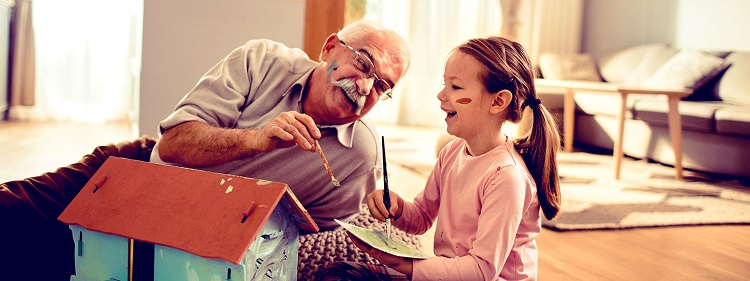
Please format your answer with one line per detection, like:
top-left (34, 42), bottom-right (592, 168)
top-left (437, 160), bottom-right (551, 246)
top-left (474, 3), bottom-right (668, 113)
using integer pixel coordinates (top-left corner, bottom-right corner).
top-left (536, 43), bottom-right (750, 181)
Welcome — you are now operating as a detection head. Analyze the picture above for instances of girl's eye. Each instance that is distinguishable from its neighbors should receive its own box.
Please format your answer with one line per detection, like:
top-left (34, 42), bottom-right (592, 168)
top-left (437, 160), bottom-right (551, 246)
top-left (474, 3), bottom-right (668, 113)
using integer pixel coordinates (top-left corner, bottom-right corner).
top-left (452, 85), bottom-right (462, 90)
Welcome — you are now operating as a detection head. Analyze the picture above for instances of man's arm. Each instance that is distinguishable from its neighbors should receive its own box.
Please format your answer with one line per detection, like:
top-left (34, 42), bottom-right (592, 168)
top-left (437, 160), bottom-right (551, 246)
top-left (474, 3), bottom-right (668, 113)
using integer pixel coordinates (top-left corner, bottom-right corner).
top-left (158, 112), bottom-right (322, 168)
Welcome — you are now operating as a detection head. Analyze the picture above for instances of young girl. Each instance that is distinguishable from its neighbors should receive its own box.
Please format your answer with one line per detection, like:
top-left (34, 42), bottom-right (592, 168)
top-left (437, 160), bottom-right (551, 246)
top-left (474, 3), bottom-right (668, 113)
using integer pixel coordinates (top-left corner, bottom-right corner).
top-left (322, 37), bottom-right (561, 281)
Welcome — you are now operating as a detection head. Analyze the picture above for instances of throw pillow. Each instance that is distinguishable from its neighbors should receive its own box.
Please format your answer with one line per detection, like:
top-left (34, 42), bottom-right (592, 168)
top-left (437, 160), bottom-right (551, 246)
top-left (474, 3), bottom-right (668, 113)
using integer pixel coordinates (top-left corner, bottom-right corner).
top-left (642, 49), bottom-right (731, 89)
top-left (624, 45), bottom-right (679, 86)
top-left (599, 43), bottom-right (670, 83)
top-left (538, 53), bottom-right (602, 81)
top-left (717, 52), bottom-right (750, 106)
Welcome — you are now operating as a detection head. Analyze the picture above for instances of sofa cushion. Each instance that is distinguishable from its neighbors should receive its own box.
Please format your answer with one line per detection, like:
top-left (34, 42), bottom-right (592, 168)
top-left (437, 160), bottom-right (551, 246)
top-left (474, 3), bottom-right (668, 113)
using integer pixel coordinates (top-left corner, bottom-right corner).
top-left (632, 99), bottom-right (724, 133)
top-left (642, 50), bottom-right (731, 90)
top-left (538, 53), bottom-right (602, 81)
top-left (718, 52), bottom-right (750, 106)
top-left (573, 91), bottom-right (643, 119)
top-left (715, 105), bottom-right (750, 137)
top-left (624, 45), bottom-right (679, 86)
top-left (598, 43), bottom-right (669, 84)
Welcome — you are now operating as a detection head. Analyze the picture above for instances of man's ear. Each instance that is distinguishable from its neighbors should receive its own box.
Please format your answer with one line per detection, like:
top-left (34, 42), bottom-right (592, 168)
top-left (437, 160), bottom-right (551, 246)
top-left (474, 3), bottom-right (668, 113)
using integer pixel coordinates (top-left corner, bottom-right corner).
top-left (490, 90), bottom-right (512, 115)
top-left (319, 34), bottom-right (340, 61)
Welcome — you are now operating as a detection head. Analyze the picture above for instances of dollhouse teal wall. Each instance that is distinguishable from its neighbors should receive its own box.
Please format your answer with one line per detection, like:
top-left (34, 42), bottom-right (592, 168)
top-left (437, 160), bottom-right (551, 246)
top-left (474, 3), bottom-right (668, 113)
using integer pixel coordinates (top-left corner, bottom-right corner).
top-left (69, 225), bottom-right (129, 281)
top-left (154, 245), bottom-right (247, 280)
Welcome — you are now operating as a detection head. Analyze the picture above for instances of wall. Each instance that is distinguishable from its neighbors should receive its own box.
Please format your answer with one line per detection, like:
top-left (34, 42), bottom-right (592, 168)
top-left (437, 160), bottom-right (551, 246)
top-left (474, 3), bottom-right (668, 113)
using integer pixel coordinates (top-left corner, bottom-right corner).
top-left (581, 0), bottom-right (677, 59)
top-left (581, 0), bottom-right (750, 60)
top-left (139, 0), bottom-right (305, 137)
top-left (673, 0), bottom-right (750, 51)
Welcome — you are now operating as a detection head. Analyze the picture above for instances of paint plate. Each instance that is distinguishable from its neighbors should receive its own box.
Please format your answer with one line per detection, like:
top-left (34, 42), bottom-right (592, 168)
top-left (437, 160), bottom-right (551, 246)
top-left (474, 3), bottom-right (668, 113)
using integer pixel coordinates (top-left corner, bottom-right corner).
top-left (335, 219), bottom-right (429, 259)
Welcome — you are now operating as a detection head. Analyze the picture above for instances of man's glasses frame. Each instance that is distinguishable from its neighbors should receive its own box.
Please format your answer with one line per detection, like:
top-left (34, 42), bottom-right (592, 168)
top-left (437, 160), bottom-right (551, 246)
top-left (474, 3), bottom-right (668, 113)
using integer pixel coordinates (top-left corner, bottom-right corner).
top-left (339, 40), bottom-right (393, 101)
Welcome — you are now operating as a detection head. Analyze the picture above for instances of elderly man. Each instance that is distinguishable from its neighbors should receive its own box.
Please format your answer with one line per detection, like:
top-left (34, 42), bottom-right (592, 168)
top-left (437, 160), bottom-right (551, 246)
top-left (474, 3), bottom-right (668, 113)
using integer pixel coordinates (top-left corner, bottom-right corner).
top-left (150, 20), bottom-right (410, 230)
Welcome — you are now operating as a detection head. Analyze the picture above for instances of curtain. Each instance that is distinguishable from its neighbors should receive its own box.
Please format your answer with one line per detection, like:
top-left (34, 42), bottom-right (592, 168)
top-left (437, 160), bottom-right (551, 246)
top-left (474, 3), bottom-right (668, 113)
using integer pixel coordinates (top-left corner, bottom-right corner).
top-left (500, 0), bottom-right (522, 39)
top-left (7, 0), bottom-right (36, 120)
top-left (364, 0), bottom-right (502, 127)
top-left (17, 0), bottom-right (141, 123)
top-left (526, 0), bottom-right (584, 66)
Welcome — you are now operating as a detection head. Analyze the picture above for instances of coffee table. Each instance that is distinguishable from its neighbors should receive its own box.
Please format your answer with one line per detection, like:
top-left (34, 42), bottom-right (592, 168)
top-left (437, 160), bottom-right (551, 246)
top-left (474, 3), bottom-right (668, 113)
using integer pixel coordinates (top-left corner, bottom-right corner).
top-left (535, 79), bottom-right (693, 180)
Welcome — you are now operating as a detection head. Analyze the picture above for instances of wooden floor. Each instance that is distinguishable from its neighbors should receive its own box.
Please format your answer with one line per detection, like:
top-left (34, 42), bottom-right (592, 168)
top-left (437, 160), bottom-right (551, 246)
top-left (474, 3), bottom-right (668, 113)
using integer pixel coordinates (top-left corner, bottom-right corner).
top-left (3, 120), bottom-right (750, 280)
top-left (538, 225), bottom-right (750, 280)
top-left (0, 120), bottom-right (137, 182)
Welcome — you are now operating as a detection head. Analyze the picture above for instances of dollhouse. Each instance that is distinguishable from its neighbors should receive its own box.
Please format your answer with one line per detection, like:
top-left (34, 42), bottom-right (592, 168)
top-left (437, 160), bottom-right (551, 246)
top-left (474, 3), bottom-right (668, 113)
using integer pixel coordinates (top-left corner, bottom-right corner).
top-left (58, 157), bottom-right (318, 281)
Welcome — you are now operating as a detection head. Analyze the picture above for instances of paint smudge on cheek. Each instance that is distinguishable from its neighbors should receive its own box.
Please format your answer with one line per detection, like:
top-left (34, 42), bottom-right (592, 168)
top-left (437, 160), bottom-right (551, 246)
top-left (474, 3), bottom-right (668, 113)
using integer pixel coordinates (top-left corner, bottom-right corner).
top-left (326, 60), bottom-right (339, 83)
top-left (456, 98), bottom-right (472, 105)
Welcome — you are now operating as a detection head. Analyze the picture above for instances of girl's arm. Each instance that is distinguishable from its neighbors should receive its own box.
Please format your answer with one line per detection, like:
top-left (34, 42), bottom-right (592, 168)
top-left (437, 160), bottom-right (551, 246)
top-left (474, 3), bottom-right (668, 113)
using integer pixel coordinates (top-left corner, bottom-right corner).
top-left (390, 166), bottom-right (444, 235)
top-left (411, 167), bottom-right (536, 281)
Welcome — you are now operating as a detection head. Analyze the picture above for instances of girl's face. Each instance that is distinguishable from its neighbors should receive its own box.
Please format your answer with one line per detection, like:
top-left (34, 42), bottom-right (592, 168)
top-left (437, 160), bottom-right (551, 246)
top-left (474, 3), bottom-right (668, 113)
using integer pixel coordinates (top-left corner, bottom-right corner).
top-left (437, 51), bottom-right (499, 141)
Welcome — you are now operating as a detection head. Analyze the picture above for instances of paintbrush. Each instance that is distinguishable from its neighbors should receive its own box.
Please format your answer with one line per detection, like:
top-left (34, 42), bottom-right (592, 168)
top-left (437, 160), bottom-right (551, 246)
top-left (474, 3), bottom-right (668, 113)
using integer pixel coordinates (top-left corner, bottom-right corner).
top-left (381, 136), bottom-right (391, 240)
top-left (316, 140), bottom-right (340, 187)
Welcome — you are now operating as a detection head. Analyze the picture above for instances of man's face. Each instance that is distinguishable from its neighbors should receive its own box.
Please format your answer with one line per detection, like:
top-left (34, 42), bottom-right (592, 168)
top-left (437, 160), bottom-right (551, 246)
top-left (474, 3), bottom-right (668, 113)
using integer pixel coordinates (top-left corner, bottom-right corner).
top-left (311, 35), bottom-right (407, 125)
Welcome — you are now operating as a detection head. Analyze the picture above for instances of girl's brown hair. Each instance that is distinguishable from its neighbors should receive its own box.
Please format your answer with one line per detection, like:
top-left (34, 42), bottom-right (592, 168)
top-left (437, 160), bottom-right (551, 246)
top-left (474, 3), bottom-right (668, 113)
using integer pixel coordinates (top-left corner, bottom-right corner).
top-left (458, 37), bottom-right (561, 220)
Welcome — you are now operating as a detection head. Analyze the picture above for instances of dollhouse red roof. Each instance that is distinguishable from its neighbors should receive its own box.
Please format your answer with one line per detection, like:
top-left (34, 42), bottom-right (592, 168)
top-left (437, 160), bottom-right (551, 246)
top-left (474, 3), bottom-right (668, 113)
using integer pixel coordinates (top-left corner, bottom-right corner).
top-left (58, 157), bottom-right (318, 264)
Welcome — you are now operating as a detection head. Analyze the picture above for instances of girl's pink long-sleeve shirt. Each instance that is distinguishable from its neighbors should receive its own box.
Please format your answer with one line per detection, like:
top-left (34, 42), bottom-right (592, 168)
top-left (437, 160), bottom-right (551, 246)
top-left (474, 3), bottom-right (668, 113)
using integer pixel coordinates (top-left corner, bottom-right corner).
top-left (393, 138), bottom-right (541, 281)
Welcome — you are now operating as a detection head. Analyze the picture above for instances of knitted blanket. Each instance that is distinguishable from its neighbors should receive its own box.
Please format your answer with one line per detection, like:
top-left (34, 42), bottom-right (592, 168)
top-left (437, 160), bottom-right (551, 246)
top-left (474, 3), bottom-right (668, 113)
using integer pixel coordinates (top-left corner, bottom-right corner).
top-left (297, 204), bottom-right (423, 280)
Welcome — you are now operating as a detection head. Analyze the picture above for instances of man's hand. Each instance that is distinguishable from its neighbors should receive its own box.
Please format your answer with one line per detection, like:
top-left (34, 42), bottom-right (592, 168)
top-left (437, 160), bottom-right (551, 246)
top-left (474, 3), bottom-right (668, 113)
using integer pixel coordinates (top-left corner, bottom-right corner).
top-left (347, 232), bottom-right (414, 277)
top-left (158, 112), bottom-right (322, 168)
top-left (255, 111), bottom-right (321, 153)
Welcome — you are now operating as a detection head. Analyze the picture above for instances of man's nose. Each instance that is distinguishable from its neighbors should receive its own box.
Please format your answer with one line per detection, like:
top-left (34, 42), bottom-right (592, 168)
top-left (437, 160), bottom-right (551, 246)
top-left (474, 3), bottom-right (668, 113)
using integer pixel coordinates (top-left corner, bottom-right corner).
top-left (355, 76), bottom-right (375, 96)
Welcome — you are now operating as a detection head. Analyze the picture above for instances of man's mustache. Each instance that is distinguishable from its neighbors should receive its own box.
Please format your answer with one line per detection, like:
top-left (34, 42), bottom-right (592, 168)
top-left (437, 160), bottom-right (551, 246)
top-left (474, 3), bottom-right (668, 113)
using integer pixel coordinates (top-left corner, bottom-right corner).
top-left (332, 78), bottom-right (367, 115)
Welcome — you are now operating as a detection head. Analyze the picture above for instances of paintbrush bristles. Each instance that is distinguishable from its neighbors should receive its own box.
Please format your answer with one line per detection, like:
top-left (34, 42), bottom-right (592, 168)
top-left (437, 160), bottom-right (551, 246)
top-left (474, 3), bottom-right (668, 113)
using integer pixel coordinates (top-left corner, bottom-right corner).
top-left (316, 140), bottom-right (340, 187)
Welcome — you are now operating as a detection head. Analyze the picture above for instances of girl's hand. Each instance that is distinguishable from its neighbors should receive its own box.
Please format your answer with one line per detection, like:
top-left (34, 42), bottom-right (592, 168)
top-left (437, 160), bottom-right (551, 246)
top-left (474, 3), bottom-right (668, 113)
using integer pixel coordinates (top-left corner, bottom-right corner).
top-left (346, 232), bottom-right (414, 276)
top-left (366, 189), bottom-right (404, 222)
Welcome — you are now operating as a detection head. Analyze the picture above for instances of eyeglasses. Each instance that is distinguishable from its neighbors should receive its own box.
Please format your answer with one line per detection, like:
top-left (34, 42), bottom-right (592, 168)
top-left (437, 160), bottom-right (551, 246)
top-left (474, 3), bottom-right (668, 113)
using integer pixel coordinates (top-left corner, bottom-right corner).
top-left (339, 40), bottom-right (393, 100)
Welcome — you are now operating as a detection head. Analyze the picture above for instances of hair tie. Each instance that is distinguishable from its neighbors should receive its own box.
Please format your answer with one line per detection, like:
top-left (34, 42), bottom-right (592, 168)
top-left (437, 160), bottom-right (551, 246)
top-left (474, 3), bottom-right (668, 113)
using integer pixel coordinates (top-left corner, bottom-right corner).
top-left (526, 98), bottom-right (542, 108)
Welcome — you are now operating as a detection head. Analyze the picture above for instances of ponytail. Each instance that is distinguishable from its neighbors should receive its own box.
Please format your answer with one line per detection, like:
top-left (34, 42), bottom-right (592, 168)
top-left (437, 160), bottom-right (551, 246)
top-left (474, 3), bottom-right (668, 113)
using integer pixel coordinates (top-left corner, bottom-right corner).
top-left (514, 98), bottom-right (561, 220)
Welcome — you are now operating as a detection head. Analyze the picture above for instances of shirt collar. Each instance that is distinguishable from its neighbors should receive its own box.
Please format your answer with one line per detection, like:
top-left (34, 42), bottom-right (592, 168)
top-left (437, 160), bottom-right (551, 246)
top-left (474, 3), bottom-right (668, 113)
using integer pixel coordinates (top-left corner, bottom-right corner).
top-left (319, 122), bottom-right (358, 148)
top-left (285, 65), bottom-right (315, 98)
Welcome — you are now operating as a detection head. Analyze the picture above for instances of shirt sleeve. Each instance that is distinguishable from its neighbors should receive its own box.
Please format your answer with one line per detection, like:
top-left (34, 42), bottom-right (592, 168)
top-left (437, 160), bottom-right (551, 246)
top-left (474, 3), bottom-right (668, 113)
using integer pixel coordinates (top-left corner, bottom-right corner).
top-left (159, 41), bottom-right (260, 133)
top-left (412, 165), bottom-right (535, 281)
top-left (392, 161), bottom-right (441, 235)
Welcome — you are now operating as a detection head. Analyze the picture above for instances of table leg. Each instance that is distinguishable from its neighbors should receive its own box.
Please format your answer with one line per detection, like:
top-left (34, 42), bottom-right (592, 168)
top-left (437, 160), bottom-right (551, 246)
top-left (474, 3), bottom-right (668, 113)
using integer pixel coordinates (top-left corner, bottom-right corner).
top-left (564, 88), bottom-right (575, 152)
top-left (667, 96), bottom-right (685, 180)
top-left (613, 92), bottom-right (628, 179)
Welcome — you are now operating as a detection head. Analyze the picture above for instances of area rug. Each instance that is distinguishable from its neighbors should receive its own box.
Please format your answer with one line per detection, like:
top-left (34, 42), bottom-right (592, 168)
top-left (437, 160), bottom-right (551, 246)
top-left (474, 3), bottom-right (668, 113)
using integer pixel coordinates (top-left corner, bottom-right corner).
top-left (383, 134), bottom-right (750, 232)
top-left (543, 151), bottom-right (750, 231)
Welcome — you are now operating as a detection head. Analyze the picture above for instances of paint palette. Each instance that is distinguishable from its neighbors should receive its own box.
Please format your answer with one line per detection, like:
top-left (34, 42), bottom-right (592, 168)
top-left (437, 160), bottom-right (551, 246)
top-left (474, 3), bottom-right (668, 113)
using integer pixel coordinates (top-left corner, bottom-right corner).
top-left (335, 219), bottom-right (429, 259)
